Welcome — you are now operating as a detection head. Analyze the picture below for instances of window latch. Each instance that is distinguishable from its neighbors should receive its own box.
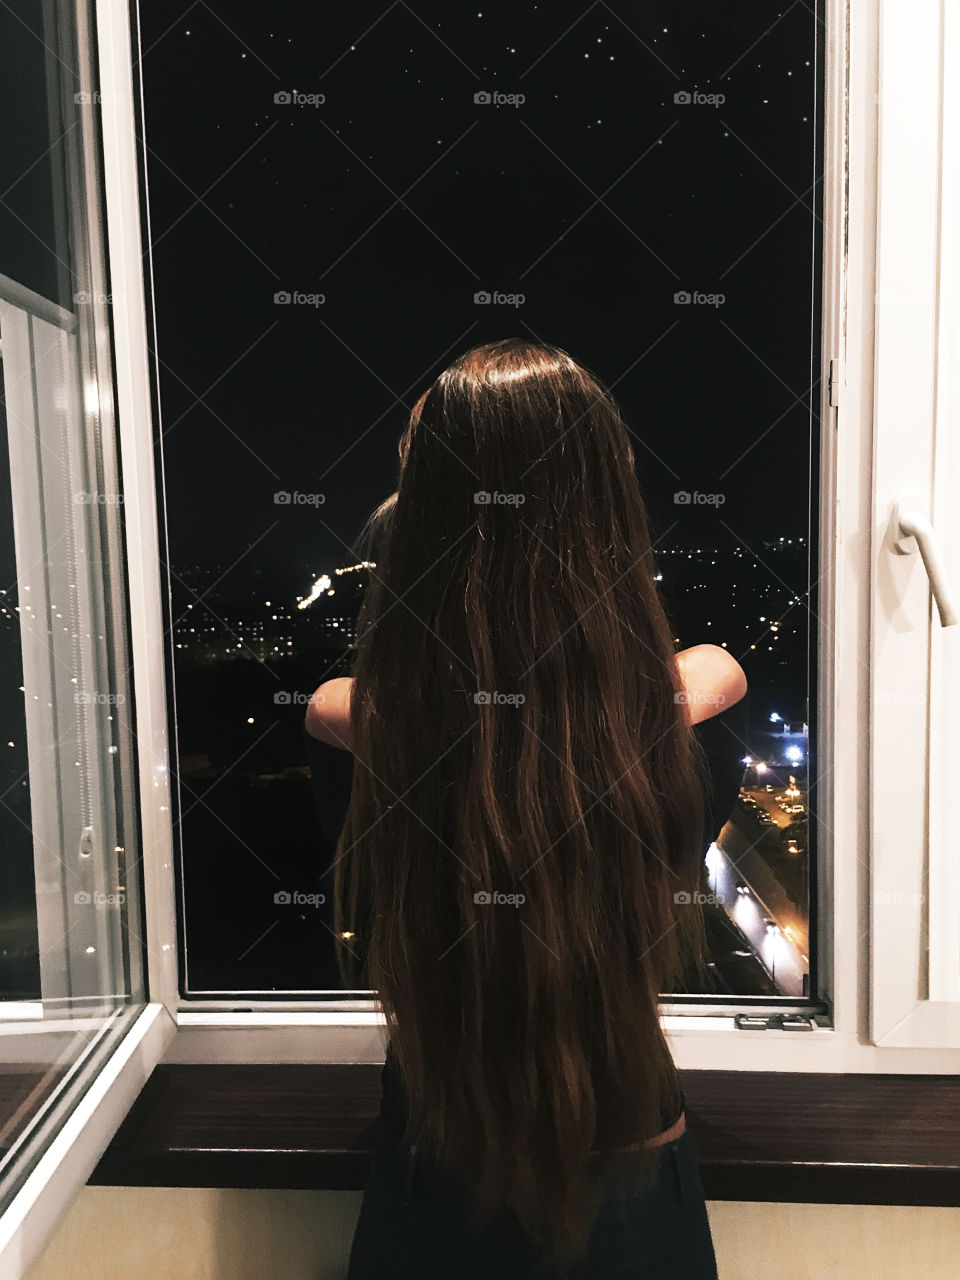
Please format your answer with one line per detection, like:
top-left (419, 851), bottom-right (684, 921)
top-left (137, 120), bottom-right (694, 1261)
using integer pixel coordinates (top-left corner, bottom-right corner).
top-left (734, 1013), bottom-right (817, 1032)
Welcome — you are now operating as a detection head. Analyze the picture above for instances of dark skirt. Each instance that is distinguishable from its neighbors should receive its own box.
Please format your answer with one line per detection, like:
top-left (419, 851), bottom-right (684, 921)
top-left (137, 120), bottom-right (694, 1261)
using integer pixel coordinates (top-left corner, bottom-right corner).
top-left (347, 1091), bottom-right (719, 1279)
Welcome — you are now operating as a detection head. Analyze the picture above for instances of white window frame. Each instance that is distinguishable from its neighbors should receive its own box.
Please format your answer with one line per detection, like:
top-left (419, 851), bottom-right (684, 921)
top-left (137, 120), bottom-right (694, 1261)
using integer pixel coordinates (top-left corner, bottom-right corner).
top-left (868, 0), bottom-right (960, 1047)
top-left (102, 0), bottom-right (960, 1084)
top-left (0, 1), bottom-right (179, 1271)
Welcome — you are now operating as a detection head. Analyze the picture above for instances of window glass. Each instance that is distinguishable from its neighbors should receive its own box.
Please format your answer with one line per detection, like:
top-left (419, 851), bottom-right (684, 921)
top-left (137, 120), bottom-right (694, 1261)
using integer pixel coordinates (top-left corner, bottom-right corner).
top-left (135, 1), bottom-right (821, 1000)
top-left (0, 0), bottom-right (147, 1211)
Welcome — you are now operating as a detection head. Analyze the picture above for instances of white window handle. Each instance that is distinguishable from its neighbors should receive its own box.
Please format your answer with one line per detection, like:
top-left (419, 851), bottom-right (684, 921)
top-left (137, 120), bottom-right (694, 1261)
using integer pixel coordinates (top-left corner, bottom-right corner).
top-left (893, 498), bottom-right (960, 627)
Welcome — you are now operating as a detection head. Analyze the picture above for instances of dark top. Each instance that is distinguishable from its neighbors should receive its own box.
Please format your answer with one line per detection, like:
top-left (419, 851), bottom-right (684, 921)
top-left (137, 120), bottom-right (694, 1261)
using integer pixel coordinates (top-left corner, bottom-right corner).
top-left (303, 688), bottom-right (749, 1136)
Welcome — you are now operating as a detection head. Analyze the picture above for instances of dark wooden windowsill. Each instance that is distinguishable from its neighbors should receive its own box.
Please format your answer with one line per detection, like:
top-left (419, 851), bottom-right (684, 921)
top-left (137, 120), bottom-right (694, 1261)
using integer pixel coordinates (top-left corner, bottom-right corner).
top-left (89, 1064), bottom-right (960, 1205)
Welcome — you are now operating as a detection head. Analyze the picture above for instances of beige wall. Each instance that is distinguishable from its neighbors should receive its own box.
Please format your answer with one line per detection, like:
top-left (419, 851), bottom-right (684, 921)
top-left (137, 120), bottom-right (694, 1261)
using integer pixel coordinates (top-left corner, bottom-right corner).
top-left (26, 1189), bottom-right (960, 1280)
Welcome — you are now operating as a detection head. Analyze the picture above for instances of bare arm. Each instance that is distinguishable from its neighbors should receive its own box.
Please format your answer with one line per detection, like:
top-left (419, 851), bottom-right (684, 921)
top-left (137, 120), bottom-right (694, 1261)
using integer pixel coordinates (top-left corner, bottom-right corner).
top-left (305, 644), bottom-right (746, 747)
top-left (305, 677), bottom-right (355, 750)
top-left (675, 644), bottom-right (747, 725)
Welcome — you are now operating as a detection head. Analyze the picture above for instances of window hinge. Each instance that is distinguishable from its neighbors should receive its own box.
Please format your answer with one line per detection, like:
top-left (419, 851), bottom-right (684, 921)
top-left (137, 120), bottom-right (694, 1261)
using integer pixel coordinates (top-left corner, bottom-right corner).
top-left (734, 1013), bottom-right (817, 1032)
top-left (828, 357), bottom-right (843, 409)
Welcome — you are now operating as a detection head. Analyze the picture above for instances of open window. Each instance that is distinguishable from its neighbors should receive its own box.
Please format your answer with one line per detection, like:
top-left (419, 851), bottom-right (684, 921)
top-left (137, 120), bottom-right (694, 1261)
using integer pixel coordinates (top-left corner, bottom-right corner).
top-left (0, 1), bottom-right (174, 1272)
top-left (131, 0), bottom-right (825, 1015)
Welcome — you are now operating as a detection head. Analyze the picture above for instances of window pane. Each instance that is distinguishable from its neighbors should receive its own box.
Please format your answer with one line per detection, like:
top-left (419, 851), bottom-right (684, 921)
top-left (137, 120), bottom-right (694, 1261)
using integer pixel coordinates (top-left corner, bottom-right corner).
top-left (137, 1), bottom-right (820, 1000)
top-left (0, 0), bottom-right (147, 1209)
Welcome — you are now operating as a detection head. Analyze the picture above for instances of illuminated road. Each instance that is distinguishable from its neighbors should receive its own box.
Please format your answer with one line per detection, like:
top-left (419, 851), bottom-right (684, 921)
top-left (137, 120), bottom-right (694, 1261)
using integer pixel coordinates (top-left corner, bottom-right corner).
top-left (703, 841), bottom-right (807, 997)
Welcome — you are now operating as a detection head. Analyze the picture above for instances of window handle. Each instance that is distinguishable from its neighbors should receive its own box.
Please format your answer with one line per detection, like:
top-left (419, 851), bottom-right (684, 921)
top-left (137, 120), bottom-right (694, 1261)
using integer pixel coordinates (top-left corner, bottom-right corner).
top-left (893, 498), bottom-right (960, 627)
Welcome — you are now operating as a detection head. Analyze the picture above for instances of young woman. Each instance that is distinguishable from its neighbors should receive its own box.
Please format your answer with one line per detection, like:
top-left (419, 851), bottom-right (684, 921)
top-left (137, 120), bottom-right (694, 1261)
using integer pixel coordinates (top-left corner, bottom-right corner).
top-left (305, 339), bottom-right (747, 1278)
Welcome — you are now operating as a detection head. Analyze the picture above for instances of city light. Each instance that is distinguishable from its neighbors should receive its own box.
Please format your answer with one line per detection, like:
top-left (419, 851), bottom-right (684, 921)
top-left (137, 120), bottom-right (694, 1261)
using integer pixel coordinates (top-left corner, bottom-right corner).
top-left (161, 539), bottom-right (810, 993)
top-left (334, 561), bottom-right (375, 575)
top-left (297, 574), bottom-right (332, 610)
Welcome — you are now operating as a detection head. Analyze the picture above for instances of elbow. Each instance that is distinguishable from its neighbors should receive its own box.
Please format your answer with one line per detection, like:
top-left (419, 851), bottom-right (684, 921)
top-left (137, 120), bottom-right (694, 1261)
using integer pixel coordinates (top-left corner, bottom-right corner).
top-left (685, 643), bottom-right (747, 718)
top-left (719, 650), bottom-right (748, 710)
top-left (305, 679), bottom-right (354, 750)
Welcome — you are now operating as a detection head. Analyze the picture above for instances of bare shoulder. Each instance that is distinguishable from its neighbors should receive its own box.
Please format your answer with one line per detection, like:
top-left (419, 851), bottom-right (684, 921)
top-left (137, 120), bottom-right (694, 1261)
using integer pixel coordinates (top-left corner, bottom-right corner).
top-left (304, 677), bottom-right (355, 750)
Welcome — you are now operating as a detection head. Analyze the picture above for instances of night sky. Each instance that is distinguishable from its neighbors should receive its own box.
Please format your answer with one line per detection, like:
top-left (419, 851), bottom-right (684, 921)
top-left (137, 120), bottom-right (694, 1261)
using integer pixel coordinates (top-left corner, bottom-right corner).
top-left (136, 1), bottom-right (822, 577)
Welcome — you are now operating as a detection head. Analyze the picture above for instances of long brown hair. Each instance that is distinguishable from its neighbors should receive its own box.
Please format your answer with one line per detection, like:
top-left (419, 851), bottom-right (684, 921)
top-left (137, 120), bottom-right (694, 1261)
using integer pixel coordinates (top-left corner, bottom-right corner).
top-left (334, 338), bottom-right (708, 1267)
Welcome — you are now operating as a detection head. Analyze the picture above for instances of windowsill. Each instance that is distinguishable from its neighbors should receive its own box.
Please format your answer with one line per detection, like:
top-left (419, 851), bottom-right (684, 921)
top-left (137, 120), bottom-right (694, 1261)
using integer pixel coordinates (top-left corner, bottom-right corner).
top-left (88, 1064), bottom-right (960, 1204)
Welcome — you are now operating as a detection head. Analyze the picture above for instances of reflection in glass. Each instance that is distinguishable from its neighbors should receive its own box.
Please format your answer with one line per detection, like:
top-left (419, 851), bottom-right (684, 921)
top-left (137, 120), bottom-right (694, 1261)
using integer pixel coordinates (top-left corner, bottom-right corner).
top-left (0, 0), bottom-right (146, 1213)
